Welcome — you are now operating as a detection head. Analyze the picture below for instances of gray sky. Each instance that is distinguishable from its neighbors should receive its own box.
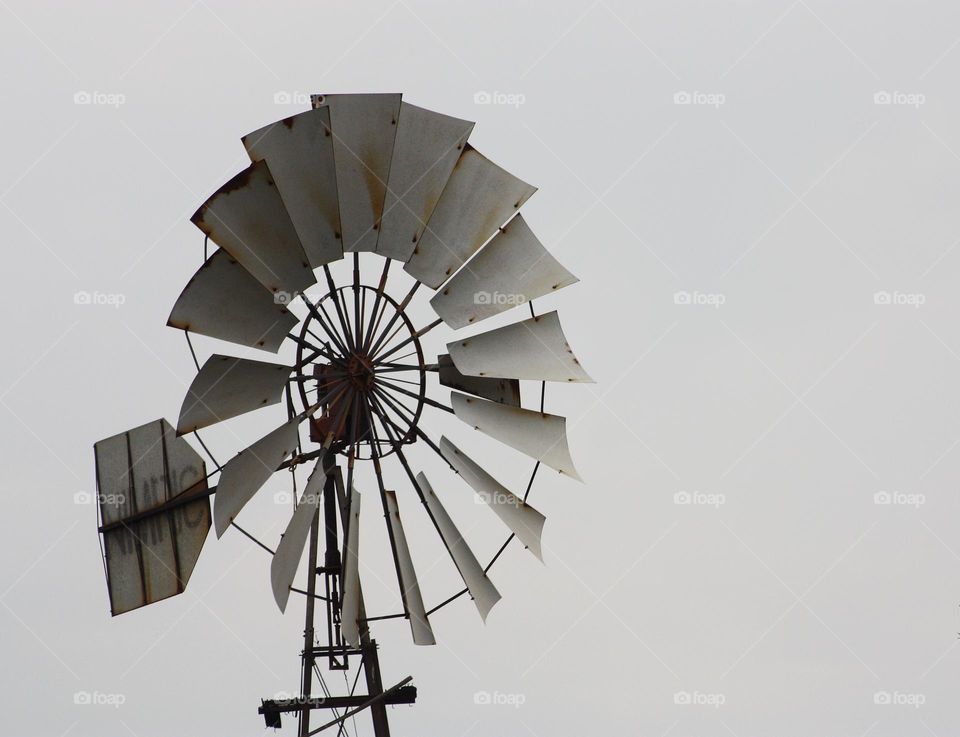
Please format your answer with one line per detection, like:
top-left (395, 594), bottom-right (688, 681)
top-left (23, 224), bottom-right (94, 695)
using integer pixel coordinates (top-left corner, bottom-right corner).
top-left (3, 1), bottom-right (960, 735)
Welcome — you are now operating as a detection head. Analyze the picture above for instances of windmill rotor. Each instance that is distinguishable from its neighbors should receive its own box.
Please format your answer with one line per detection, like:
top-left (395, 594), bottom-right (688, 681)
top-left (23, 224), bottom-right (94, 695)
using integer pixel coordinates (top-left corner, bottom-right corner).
top-left (92, 92), bottom-right (592, 736)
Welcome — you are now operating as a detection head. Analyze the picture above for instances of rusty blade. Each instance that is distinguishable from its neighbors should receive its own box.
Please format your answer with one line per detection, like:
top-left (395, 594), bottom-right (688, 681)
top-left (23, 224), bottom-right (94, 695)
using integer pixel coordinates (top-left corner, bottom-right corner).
top-left (450, 392), bottom-right (581, 481)
top-left (439, 438), bottom-right (545, 562)
top-left (213, 410), bottom-right (311, 537)
top-left (177, 355), bottom-right (290, 435)
top-left (167, 249), bottom-right (296, 353)
top-left (340, 485), bottom-right (362, 647)
top-left (447, 311), bottom-right (593, 383)
top-left (313, 93), bottom-right (402, 252)
top-left (94, 419), bottom-right (210, 615)
top-left (384, 490), bottom-right (435, 645)
top-left (438, 354), bottom-right (520, 407)
top-left (375, 102), bottom-right (474, 262)
top-left (404, 145), bottom-right (536, 288)
top-left (191, 160), bottom-right (316, 296)
top-left (270, 457), bottom-right (326, 613)
top-left (416, 471), bottom-right (501, 622)
top-left (243, 107), bottom-right (343, 268)
top-left (430, 214), bottom-right (578, 329)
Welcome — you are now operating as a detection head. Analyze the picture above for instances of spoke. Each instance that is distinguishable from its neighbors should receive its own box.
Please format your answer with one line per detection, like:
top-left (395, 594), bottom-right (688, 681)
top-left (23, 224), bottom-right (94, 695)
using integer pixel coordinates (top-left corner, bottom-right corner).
top-left (368, 281), bottom-right (421, 358)
top-left (300, 289), bottom-right (351, 357)
top-left (353, 253), bottom-right (362, 354)
top-left (361, 259), bottom-right (391, 353)
top-left (289, 333), bottom-right (340, 366)
top-left (374, 318), bottom-right (443, 364)
top-left (323, 265), bottom-right (356, 352)
top-left (373, 363), bottom-right (427, 374)
top-left (377, 377), bottom-right (450, 414)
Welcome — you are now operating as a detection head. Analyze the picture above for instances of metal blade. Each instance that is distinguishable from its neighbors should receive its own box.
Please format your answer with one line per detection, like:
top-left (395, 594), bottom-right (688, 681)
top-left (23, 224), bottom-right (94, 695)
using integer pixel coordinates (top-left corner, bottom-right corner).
top-left (177, 355), bottom-right (290, 435)
top-left (416, 471), bottom-right (501, 622)
top-left (213, 409), bottom-right (312, 537)
top-left (437, 354), bottom-right (520, 407)
top-left (313, 93), bottom-right (402, 252)
top-left (439, 437), bottom-right (545, 561)
top-left (94, 419), bottom-right (210, 615)
top-left (375, 102), bottom-right (474, 262)
top-left (404, 145), bottom-right (536, 288)
top-left (447, 311), bottom-right (593, 383)
top-left (242, 107), bottom-right (343, 268)
top-left (450, 392), bottom-right (581, 481)
top-left (167, 248), bottom-right (297, 353)
top-left (270, 457), bottom-right (326, 613)
top-left (430, 214), bottom-right (578, 329)
top-left (384, 490), bottom-right (435, 646)
top-left (340, 485), bottom-right (362, 647)
top-left (191, 159), bottom-right (316, 296)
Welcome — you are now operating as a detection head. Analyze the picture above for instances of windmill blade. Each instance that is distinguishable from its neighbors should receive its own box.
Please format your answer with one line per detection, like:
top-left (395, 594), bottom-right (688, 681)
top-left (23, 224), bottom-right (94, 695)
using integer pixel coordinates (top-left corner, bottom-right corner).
top-left (94, 419), bottom-right (210, 615)
top-left (384, 490), bottom-right (435, 646)
top-left (449, 392), bottom-right (581, 481)
top-left (375, 102), bottom-right (474, 262)
top-left (191, 159), bottom-right (316, 296)
top-left (447, 311), bottom-right (593, 383)
top-left (213, 407), bottom-right (316, 537)
top-left (314, 93), bottom-right (402, 252)
top-left (168, 248), bottom-right (296, 353)
top-left (439, 438), bottom-right (546, 561)
top-left (430, 214), bottom-right (578, 329)
top-left (270, 457), bottom-right (327, 613)
top-left (404, 145), bottom-right (537, 288)
top-left (437, 354), bottom-right (520, 407)
top-left (177, 355), bottom-right (290, 435)
top-left (416, 472), bottom-right (501, 622)
top-left (340, 485), bottom-right (362, 647)
top-left (242, 107), bottom-right (343, 268)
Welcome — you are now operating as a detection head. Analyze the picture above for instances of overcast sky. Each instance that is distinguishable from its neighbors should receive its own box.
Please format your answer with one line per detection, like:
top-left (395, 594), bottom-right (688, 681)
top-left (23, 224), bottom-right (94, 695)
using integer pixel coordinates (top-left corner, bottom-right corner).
top-left (4, 1), bottom-right (960, 735)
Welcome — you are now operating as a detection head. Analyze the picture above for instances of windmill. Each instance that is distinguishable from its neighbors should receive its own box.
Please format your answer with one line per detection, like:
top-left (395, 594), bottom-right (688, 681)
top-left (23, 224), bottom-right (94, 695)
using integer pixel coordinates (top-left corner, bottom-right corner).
top-left (92, 93), bottom-right (592, 736)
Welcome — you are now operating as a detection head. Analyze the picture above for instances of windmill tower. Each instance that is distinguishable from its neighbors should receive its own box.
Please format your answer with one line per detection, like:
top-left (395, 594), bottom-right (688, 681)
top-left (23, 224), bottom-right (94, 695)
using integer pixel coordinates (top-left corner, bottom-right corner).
top-left (92, 93), bottom-right (591, 735)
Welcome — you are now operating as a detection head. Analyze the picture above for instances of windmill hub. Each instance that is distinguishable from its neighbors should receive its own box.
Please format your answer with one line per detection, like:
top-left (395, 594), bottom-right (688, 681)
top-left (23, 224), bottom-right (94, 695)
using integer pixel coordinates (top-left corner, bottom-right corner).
top-left (345, 354), bottom-right (375, 391)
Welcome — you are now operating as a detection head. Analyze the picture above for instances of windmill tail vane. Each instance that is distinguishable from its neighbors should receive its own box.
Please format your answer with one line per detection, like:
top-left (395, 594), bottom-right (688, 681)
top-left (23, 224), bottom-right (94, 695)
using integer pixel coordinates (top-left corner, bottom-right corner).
top-left (91, 92), bottom-right (592, 735)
